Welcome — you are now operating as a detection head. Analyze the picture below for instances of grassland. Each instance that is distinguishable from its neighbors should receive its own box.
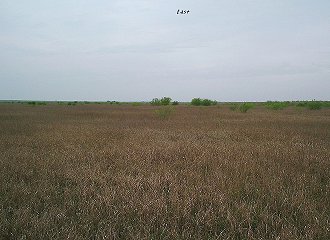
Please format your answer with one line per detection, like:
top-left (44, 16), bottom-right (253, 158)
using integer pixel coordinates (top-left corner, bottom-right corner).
top-left (0, 104), bottom-right (329, 239)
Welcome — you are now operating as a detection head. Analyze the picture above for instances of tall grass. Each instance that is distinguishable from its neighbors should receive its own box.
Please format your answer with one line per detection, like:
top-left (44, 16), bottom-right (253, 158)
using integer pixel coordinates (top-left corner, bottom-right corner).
top-left (228, 103), bottom-right (255, 113)
top-left (0, 104), bottom-right (329, 239)
top-left (154, 106), bottom-right (175, 119)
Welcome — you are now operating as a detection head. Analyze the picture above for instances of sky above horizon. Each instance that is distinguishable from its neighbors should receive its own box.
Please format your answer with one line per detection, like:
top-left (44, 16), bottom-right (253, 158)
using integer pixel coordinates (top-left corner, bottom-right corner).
top-left (1, 0), bottom-right (330, 101)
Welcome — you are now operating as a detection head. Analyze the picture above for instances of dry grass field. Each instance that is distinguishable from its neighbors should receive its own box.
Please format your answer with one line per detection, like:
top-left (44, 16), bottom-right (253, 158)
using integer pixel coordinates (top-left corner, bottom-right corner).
top-left (0, 104), bottom-right (329, 239)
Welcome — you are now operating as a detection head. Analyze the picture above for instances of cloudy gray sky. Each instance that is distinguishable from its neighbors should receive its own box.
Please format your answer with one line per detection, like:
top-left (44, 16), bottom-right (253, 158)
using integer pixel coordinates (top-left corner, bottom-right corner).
top-left (1, 0), bottom-right (330, 101)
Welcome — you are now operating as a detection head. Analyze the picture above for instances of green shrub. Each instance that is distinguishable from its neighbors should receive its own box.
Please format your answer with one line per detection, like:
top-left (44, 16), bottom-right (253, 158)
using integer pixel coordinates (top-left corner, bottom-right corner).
top-left (295, 101), bottom-right (326, 110)
top-left (191, 98), bottom-right (202, 106)
top-left (151, 98), bottom-right (161, 106)
top-left (151, 97), bottom-right (172, 106)
top-left (202, 99), bottom-right (216, 106)
top-left (296, 102), bottom-right (307, 107)
top-left (160, 97), bottom-right (172, 105)
top-left (172, 101), bottom-right (179, 105)
top-left (107, 101), bottom-right (120, 104)
top-left (307, 101), bottom-right (322, 110)
top-left (107, 101), bottom-right (120, 105)
top-left (321, 101), bottom-right (330, 107)
top-left (264, 101), bottom-right (289, 110)
top-left (28, 101), bottom-right (36, 105)
top-left (154, 106), bottom-right (174, 120)
top-left (202, 99), bottom-right (212, 106)
top-left (191, 98), bottom-right (217, 106)
top-left (239, 103), bottom-right (255, 113)
top-left (37, 102), bottom-right (47, 105)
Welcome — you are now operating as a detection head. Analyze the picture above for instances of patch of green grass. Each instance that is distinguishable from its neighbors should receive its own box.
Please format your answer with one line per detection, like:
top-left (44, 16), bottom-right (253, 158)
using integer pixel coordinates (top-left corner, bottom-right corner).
top-left (154, 106), bottom-right (175, 120)
top-left (295, 101), bottom-right (329, 110)
top-left (132, 102), bottom-right (142, 106)
top-left (264, 101), bottom-right (290, 110)
top-left (239, 103), bottom-right (255, 113)
top-left (226, 102), bottom-right (255, 113)
top-left (307, 101), bottom-right (322, 110)
top-left (321, 101), bottom-right (330, 107)
top-left (229, 104), bottom-right (239, 111)
top-left (296, 101), bottom-right (308, 107)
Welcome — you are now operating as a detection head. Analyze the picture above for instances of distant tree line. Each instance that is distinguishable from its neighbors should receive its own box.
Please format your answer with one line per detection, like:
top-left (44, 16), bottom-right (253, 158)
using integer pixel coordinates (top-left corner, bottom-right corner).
top-left (150, 97), bottom-right (173, 106)
top-left (190, 98), bottom-right (217, 106)
top-left (150, 97), bottom-right (217, 106)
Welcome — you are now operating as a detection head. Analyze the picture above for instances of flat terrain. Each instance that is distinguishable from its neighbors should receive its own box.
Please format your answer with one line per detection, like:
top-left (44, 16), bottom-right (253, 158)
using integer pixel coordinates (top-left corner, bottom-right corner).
top-left (0, 104), bottom-right (329, 239)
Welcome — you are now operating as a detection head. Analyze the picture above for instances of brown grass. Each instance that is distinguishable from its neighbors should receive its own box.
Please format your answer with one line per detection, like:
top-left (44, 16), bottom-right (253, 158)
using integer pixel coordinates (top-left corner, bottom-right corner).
top-left (0, 104), bottom-right (329, 239)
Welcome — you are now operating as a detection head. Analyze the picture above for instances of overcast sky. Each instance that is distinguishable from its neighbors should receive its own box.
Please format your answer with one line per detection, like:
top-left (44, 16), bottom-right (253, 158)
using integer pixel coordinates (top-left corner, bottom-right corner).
top-left (1, 0), bottom-right (329, 101)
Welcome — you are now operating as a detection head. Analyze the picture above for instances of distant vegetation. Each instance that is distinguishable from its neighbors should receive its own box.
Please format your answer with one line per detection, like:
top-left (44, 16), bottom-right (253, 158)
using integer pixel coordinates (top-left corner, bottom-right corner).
top-left (2, 100), bottom-right (329, 110)
top-left (27, 101), bottom-right (47, 106)
top-left (107, 101), bottom-right (120, 105)
top-left (229, 103), bottom-right (255, 113)
top-left (239, 103), bottom-right (255, 113)
top-left (37, 102), bottom-right (47, 105)
top-left (154, 106), bottom-right (175, 119)
top-left (306, 101), bottom-right (322, 110)
top-left (150, 97), bottom-right (173, 106)
top-left (191, 98), bottom-right (217, 106)
top-left (264, 101), bottom-right (290, 110)
top-left (265, 101), bottom-right (328, 110)
top-left (132, 102), bottom-right (143, 107)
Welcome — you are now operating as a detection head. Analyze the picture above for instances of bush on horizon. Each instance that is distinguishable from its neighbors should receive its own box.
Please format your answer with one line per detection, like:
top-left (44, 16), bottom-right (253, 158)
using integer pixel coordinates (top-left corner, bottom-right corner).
top-left (191, 98), bottom-right (217, 106)
top-left (239, 103), bottom-right (255, 113)
top-left (307, 101), bottom-right (322, 110)
top-left (264, 101), bottom-right (290, 110)
top-left (151, 97), bottom-right (172, 106)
